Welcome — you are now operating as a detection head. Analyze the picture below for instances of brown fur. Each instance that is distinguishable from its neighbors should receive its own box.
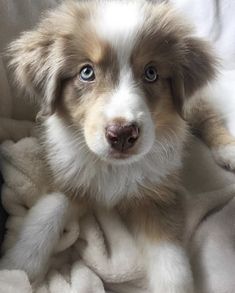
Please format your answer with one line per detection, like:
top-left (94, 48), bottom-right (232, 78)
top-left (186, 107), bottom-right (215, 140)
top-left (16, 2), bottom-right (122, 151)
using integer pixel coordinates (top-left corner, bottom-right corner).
top-left (184, 98), bottom-right (235, 171)
top-left (185, 99), bottom-right (235, 148)
top-left (117, 172), bottom-right (185, 243)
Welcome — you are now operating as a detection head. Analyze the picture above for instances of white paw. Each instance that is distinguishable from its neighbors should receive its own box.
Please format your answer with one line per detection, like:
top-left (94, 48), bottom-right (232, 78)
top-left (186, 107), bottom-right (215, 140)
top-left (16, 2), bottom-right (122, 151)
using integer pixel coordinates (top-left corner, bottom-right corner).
top-left (212, 144), bottom-right (235, 172)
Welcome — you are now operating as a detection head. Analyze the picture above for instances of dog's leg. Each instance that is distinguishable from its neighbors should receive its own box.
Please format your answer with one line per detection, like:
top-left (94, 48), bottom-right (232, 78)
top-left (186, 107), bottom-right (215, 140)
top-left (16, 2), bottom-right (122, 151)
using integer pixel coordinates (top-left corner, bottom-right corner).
top-left (0, 192), bottom-right (69, 281)
top-left (185, 99), bottom-right (235, 172)
top-left (199, 114), bottom-right (235, 172)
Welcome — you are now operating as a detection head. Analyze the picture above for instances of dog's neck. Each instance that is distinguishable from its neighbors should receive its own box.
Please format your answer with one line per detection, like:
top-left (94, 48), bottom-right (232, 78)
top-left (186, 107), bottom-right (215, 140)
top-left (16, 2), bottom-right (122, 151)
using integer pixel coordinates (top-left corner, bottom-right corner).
top-left (43, 114), bottom-right (185, 206)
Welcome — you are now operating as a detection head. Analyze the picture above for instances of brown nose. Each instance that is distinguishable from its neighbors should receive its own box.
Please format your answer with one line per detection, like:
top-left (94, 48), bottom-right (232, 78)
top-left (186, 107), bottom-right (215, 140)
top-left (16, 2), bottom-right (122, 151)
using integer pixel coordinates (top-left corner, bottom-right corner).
top-left (105, 123), bottom-right (140, 152)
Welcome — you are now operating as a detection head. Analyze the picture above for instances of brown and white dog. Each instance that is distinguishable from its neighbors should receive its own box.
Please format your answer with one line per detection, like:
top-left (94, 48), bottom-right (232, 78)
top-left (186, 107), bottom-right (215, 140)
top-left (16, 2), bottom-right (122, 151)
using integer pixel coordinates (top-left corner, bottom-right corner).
top-left (1, 1), bottom-right (217, 292)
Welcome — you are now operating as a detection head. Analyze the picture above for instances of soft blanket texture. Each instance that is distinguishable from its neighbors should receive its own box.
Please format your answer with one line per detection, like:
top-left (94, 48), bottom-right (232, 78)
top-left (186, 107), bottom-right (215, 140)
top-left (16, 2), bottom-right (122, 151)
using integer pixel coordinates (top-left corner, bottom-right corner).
top-left (1, 135), bottom-right (235, 293)
top-left (0, 137), bottom-right (149, 293)
top-left (0, 270), bottom-right (31, 293)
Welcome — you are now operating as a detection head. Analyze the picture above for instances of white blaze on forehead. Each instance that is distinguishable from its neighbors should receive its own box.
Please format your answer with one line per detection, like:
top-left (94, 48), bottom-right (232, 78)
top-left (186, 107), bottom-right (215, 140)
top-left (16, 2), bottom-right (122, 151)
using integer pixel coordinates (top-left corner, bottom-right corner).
top-left (104, 68), bottom-right (146, 122)
top-left (93, 1), bottom-right (148, 122)
top-left (94, 1), bottom-right (145, 64)
top-left (103, 67), bottom-right (155, 158)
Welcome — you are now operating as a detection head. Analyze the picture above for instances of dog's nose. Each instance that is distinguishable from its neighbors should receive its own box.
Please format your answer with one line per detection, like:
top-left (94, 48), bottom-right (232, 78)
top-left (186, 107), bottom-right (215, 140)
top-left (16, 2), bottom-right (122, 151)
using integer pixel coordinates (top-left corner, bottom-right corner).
top-left (105, 123), bottom-right (140, 152)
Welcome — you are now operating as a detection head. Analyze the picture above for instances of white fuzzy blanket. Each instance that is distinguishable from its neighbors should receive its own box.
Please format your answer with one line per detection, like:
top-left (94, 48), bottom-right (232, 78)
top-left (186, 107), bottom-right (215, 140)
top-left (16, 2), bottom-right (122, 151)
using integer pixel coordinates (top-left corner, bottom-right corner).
top-left (1, 130), bottom-right (235, 293)
top-left (0, 137), bottom-right (149, 293)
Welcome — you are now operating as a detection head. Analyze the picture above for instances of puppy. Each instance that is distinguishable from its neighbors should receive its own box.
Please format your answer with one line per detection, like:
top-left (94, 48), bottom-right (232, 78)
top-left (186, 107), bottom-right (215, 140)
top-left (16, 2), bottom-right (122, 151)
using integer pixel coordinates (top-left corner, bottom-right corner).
top-left (1, 1), bottom-right (217, 292)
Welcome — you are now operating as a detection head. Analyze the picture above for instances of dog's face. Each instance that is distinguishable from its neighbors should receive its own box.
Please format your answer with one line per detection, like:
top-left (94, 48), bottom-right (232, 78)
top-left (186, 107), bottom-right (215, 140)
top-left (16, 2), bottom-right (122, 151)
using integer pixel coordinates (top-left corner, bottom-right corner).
top-left (9, 1), bottom-right (216, 178)
top-left (58, 2), bottom-right (184, 163)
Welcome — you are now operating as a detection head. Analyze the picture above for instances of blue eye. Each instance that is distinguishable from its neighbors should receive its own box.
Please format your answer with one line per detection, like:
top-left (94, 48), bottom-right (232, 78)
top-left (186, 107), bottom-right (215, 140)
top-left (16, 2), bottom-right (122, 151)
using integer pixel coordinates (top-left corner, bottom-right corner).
top-left (80, 65), bottom-right (95, 82)
top-left (144, 66), bottom-right (158, 83)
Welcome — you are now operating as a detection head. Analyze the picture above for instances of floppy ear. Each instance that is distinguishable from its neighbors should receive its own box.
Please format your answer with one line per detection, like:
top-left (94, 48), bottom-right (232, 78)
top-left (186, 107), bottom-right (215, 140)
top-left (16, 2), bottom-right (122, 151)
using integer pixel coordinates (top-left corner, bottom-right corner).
top-left (171, 37), bottom-right (217, 114)
top-left (7, 26), bottom-right (65, 117)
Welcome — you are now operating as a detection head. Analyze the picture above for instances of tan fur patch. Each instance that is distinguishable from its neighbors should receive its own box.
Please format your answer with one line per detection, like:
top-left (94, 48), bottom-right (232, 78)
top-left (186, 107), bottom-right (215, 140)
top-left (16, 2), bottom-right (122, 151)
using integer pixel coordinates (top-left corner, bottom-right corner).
top-left (184, 99), bottom-right (235, 148)
top-left (117, 173), bottom-right (185, 243)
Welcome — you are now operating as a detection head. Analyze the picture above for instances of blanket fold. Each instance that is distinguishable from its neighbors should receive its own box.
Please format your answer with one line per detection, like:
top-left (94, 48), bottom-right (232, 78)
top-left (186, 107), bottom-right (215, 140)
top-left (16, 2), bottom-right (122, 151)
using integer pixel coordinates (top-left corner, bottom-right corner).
top-left (0, 270), bottom-right (32, 293)
top-left (0, 137), bottom-right (149, 293)
top-left (0, 134), bottom-right (235, 293)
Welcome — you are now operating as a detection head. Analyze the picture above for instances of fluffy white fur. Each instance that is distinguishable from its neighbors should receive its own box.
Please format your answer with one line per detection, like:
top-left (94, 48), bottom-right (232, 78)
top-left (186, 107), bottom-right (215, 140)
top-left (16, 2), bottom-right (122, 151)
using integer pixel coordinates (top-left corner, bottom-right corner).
top-left (88, 1), bottom-right (157, 165)
top-left (45, 114), bottom-right (183, 205)
top-left (88, 68), bottom-right (156, 161)
top-left (87, 2), bottom-right (154, 161)
top-left (95, 1), bottom-right (145, 65)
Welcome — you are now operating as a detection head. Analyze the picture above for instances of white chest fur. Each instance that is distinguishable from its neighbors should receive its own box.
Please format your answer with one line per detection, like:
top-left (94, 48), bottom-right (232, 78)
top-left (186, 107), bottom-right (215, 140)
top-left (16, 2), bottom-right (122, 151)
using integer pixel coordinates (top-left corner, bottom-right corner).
top-left (44, 115), bottom-right (184, 206)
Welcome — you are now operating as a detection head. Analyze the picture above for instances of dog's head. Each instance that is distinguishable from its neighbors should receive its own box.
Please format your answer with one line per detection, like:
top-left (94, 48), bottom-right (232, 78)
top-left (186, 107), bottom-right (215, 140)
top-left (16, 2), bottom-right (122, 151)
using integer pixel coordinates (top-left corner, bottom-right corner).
top-left (9, 1), bottom-right (216, 165)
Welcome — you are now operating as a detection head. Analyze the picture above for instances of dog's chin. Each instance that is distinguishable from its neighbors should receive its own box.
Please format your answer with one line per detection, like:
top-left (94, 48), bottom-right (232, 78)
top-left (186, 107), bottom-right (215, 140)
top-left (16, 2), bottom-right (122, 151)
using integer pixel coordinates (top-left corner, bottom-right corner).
top-left (89, 146), bottom-right (150, 166)
top-left (101, 153), bottom-right (145, 165)
top-left (86, 137), bottom-right (155, 166)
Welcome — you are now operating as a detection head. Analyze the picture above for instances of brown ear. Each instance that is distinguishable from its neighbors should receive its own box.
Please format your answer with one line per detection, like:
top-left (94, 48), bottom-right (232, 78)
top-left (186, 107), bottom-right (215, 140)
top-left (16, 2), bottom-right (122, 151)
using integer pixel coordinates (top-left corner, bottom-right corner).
top-left (7, 24), bottom-right (65, 117)
top-left (171, 37), bottom-right (217, 115)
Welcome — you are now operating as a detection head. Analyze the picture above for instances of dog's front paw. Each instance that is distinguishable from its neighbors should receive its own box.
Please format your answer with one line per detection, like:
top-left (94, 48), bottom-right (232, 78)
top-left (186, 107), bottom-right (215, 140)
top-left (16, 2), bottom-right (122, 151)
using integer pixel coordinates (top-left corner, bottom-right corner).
top-left (212, 144), bottom-right (235, 172)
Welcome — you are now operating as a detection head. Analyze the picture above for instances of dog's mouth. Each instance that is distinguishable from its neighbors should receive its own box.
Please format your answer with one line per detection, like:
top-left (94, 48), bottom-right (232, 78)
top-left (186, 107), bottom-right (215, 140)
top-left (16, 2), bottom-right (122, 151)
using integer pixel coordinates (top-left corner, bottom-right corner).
top-left (97, 141), bottom-right (147, 165)
top-left (85, 139), bottom-right (145, 165)
top-left (108, 149), bottom-right (136, 160)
